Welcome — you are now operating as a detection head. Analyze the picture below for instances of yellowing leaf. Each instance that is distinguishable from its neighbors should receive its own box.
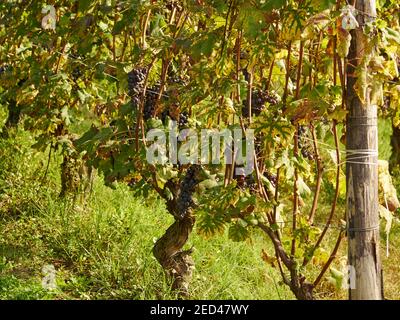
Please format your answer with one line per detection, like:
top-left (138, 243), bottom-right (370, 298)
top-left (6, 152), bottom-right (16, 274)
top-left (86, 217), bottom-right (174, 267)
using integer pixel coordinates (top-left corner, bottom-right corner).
top-left (337, 27), bottom-right (352, 58)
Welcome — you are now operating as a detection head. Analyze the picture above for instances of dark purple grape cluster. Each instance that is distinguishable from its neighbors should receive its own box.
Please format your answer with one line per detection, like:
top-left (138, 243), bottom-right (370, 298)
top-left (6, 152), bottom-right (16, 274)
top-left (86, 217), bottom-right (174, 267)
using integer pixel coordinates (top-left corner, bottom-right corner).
top-left (176, 165), bottom-right (202, 219)
top-left (178, 111), bottom-right (189, 128)
top-left (298, 125), bottom-right (315, 160)
top-left (128, 67), bottom-right (147, 107)
top-left (159, 73), bottom-right (189, 127)
top-left (143, 84), bottom-right (160, 121)
top-left (301, 148), bottom-right (315, 160)
top-left (160, 109), bottom-right (188, 129)
top-left (298, 125), bottom-right (306, 137)
top-left (242, 90), bottom-right (278, 118)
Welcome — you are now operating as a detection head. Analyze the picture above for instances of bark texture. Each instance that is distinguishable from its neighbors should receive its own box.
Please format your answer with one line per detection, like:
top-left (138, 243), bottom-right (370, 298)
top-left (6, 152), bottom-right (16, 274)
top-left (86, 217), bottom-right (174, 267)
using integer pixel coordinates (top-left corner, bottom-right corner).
top-left (152, 165), bottom-right (203, 297)
top-left (153, 214), bottom-right (195, 297)
top-left (346, 0), bottom-right (383, 300)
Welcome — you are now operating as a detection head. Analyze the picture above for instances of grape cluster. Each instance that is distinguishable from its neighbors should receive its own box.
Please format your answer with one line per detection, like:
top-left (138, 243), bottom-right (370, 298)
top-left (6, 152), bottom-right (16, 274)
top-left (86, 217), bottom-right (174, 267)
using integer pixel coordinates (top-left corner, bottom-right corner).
top-left (176, 165), bottom-right (202, 219)
top-left (143, 84), bottom-right (160, 121)
top-left (178, 111), bottom-right (189, 128)
top-left (242, 90), bottom-right (278, 118)
top-left (298, 125), bottom-right (315, 160)
top-left (234, 168), bottom-right (257, 193)
top-left (128, 67), bottom-right (147, 107)
top-left (160, 109), bottom-right (188, 128)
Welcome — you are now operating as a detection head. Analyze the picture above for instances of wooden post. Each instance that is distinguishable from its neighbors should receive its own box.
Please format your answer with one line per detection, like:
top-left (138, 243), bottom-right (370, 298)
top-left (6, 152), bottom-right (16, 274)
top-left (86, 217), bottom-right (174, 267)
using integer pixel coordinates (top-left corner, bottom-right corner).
top-left (346, 0), bottom-right (383, 300)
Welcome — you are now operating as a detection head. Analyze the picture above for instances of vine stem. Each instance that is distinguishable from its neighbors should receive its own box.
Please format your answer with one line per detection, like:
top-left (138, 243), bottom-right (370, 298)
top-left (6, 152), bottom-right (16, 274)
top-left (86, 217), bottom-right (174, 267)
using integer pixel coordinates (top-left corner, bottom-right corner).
top-left (303, 22), bottom-right (343, 267)
top-left (224, 29), bottom-right (242, 187)
top-left (303, 121), bottom-right (341, 267)
top-left (273, 168), bottom-right (280, 224)
top-left (169, 7), bottom-right (177, 24)
top-left (291, 41), bottom-right (304, 258)
top-left (142, 9), bottom-right (151, 49)
top-left (55, 42), bottom-right (67, 73)
top-left (258, 222), bottom-right (294, 270)
top-left (308, 124), bottom-right (323, 224)
top-left (282, 41), bottom-right (292, 110)
top-left (120, 29), bottom-right (128, 61)
top-left (313, 231), bottom-right (345, 288)
top-left (112, 10), bottom-right (117, 63)
top-left (313, 31), bottom-right (323, 87)
top-left (265, 57), bottom-right (275, 92)
top-left (153, 58), bottom-right (172, 117)
top-left (221, 0), bottom-right (235, 56)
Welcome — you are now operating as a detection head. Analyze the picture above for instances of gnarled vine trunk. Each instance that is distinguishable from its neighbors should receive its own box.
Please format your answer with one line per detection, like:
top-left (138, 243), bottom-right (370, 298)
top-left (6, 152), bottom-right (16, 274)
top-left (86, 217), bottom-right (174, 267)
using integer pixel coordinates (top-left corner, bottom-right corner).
top-left (291, 283), bottom-right (314, 300)
top-left (59, 134), bottom-right (95, 202)
top-left (60, 153), bottom-right (94, 202)
top-left (153, 213), bottom-right (195, 297)
top-left (152, 165), bottom-right (203, 297)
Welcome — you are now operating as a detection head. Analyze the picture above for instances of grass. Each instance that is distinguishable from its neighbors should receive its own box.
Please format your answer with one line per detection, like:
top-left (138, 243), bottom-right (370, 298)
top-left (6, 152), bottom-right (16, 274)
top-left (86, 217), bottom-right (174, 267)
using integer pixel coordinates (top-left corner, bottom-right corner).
top-left (0, 115), bottom-right (399, 300)
top-left (0, 177), bottom-right (293, 300)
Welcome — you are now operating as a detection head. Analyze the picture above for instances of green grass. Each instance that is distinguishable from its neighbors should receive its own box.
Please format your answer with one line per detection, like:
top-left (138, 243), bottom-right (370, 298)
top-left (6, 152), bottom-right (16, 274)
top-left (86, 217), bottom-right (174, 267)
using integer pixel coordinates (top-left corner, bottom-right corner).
top-left (0, 176), bottom-right (292, 300)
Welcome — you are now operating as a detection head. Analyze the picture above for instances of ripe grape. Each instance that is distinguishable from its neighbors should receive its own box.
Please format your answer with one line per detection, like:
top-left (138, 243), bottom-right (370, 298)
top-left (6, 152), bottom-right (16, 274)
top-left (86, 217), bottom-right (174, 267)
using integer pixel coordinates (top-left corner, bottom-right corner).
top-left (242, 90), bottom-right (278, 118)
top-left (178, 111), bottom-right (189, 128)
top-left (128, 67), bottom-right (147, 107)
top-left (143, 84), bottom-right (160, 121)
top-left (297, 125), bottom-right (315, 161)
top-left (176, 165), bottom-right (202, 219)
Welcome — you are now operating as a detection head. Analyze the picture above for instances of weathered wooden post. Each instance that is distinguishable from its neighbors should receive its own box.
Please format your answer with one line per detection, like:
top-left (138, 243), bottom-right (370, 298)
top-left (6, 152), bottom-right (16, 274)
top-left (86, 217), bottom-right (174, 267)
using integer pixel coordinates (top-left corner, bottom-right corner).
top-left (346, 0), bottom-right (383, 300)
